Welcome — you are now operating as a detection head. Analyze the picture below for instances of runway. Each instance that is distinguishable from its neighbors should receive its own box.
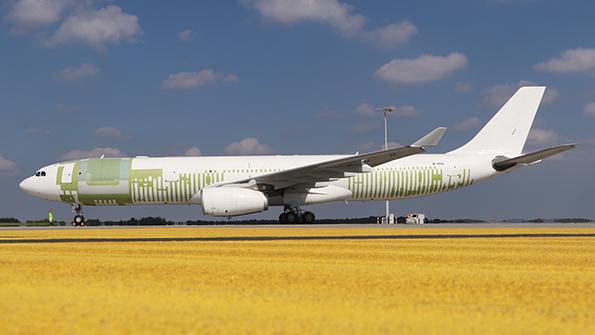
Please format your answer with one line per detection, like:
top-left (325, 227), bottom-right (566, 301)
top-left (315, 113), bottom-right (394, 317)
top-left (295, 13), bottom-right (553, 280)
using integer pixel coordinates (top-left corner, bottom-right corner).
top-left (1, 222), bottom-right (594, 230)
top-left (1, 225), bottom-right (593, 334)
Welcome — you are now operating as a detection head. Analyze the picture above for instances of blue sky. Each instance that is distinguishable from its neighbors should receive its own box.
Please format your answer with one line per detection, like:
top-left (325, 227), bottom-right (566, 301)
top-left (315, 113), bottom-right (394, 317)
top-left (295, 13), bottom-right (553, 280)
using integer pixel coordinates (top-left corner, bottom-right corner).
top-left (1, 0), bottom-right (594, 221)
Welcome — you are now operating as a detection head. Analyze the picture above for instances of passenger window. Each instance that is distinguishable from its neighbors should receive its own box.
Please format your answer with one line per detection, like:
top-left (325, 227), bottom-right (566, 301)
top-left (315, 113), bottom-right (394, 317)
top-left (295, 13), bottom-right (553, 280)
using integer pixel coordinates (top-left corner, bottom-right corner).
top-left (41, 171), bottom-right (46, 177)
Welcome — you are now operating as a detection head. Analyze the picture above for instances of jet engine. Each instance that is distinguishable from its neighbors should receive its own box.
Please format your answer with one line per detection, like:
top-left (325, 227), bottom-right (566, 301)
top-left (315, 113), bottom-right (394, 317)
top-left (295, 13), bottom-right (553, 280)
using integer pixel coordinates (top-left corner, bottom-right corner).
top-left (200, 187), bottom-right (268, 216)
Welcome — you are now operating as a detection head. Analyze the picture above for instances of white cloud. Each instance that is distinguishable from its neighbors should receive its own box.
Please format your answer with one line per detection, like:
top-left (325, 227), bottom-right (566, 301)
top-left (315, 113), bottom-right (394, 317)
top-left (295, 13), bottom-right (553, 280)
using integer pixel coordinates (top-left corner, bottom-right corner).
top-left (184, 147), bottom-right (202, 156)
top-left (179, 29), bottom-right (192, 41)
top-left (54, 63), bottom-right (99, 81)
top-left (541, 87), bottom-right (560, 105)
top-left (394, 105), bottom-right (419, 117)
top-left (527, 128), bottom-right (559, 145)
top-left (584, 102), bottom-right (595, 117)
top-left (161, 70), bottom-right (238, 90)
top-left (355, 103), bottom-right (419, 117)
top-left (243, 0), bottom-right (364, 35)
top-left (483, 81), bottom-right (559, 107)
top-left (225, 138), bottom-right (272, 155)
top-left (242, 0), bottom-right (416, 48)
top-left (363, 21), bottom-right (417, 48)
top-left (25, 127), bottom-right (50, 135)
top-left (0, 156), bottom-right (18, 176)
top-left (7, 0), bottom-right (71, 31)
top-left (386, 141), bottom-right (401, 149)
top-left (355, 103), bottom-right (375, 116)
top-left (483, 84), bottom-right (514, 107)
top-left (224, 74), bottom-right (239, 82)
top-left (93, 127), bottom-right (123, 138)
top-left (534, 48), bottom-right (595, 73)
top-left (455, 82), bottom-right (473, 93)
top-left (455, 116), bottom-right (482, 131)
top-left (45, 5), bottom-right (141, 50)
top-left (375, 53), bottom-right (468, 85)
top-left (61, 147), bottom-right (125, 160)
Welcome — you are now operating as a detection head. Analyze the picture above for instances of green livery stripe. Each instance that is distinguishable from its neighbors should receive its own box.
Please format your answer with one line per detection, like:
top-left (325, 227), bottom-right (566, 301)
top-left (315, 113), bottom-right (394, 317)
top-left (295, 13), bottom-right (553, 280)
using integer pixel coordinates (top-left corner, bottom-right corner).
top-left (56, 166), bottom-right (63, 185)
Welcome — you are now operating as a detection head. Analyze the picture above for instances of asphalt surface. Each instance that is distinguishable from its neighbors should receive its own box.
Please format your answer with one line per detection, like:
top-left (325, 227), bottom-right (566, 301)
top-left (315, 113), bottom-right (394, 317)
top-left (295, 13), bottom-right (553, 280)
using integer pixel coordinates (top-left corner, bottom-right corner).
top-left (1, 222), bottom-right (593, 230)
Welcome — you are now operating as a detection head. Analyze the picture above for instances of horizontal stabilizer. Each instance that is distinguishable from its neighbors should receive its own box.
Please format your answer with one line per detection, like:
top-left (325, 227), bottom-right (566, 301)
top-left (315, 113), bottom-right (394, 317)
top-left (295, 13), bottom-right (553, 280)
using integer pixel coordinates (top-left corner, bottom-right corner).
top-left (492, 144), bottom-right (576, 171)
top-left (411, 127), bottom-right (447, 148)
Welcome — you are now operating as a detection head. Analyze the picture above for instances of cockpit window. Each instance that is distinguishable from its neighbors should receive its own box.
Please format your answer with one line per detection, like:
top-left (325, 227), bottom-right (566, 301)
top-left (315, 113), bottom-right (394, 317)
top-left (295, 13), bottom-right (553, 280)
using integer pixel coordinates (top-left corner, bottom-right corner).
top-left (41, 171), bottom-right (46, 177)
top-left (35, 172), bottom-right (41, 177)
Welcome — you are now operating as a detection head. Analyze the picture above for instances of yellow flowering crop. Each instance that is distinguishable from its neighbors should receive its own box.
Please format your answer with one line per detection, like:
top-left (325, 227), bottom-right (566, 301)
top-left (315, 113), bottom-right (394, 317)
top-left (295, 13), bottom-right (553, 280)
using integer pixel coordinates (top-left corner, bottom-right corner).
top-left (0, 226), bottom-right (593, 334)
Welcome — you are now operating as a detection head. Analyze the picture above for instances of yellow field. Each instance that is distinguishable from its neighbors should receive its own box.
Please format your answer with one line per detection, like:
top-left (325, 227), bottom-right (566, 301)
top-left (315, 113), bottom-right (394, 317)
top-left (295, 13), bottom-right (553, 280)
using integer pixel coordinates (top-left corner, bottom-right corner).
top-left (0, 226), bottom-right (593, 334)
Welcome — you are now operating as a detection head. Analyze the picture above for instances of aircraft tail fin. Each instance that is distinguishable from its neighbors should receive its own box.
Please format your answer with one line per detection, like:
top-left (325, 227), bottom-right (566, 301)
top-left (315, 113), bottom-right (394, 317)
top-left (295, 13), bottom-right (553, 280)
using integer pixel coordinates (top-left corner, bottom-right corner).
top-left (450, 86), bottom-right (546, 155)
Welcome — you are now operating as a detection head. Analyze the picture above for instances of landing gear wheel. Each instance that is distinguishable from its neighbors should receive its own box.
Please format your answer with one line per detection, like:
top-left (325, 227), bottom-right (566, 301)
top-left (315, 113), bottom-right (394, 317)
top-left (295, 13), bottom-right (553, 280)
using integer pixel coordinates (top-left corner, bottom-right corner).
top-left (279, 213), bottom-right (288, 224)
top-left (74, 215), bottom-right (85, 226)
top-left (285, 212), bottom-right (297, 224)
top-left (302, 211), bottom-right (315, 224)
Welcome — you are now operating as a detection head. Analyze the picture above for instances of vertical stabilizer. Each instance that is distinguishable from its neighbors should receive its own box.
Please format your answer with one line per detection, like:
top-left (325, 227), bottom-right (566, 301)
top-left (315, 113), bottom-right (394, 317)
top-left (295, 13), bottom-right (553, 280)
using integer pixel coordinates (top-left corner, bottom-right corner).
top-left (450, 86), bottom-right (546, 155)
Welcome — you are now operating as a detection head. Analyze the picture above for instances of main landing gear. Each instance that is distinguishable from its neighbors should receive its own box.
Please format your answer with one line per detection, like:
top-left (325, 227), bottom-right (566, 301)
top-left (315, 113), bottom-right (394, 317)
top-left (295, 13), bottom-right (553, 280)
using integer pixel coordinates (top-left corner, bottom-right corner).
top-left (71, 204), bottom-right (85, 227)
top-left (279, 207), bottom-right (316, 224)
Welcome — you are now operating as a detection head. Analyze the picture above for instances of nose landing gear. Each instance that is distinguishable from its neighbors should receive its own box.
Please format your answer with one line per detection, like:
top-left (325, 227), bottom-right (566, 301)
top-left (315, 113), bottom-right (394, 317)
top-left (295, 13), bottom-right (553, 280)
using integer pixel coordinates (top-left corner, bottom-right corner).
top-left (71, 204), bottom-right (85, 227)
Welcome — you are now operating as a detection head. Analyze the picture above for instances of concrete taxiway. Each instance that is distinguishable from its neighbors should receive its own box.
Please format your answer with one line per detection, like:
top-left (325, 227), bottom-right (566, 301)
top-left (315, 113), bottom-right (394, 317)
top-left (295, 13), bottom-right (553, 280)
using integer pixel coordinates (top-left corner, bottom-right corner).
top-left (1, 222), bottom-right (593, 230)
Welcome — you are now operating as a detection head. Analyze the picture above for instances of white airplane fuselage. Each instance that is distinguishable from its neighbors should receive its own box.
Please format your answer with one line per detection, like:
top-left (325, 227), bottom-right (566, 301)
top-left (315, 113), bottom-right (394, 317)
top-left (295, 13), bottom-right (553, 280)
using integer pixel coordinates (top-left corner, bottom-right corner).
top-left (19, 153), bottom-right (497, 207)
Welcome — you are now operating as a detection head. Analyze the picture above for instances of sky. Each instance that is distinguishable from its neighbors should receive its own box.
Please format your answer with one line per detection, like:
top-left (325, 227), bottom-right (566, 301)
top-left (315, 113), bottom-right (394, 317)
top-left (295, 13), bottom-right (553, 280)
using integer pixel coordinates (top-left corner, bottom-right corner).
top-left (0, 0), bottom-right (594, 222)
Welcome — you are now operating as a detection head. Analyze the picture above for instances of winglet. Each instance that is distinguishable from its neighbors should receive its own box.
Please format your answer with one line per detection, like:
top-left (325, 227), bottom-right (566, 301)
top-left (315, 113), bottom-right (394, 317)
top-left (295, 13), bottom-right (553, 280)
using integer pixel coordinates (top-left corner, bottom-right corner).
top-left (411, 127), bottom-right (447, 148)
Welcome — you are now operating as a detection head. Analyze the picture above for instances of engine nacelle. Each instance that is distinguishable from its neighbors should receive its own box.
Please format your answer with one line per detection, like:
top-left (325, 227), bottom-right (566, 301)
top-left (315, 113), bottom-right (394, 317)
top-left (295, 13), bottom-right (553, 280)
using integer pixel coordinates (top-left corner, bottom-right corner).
top-left (200, 187), bottom-right (268, 217)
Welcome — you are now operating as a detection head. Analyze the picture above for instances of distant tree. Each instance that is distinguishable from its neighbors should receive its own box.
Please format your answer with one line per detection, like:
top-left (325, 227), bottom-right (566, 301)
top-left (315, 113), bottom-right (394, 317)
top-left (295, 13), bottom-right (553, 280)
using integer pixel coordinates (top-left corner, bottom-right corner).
top-left (137, 217), bottom-right (172, 225)
top-left (85, 219), bottom-right (101, 226)
top-left (527, 218), bottom-right (544, 223)
top-left (0, 217), bottom-right (20, 223)
top-left (26, 219), bottom-right (49, 223)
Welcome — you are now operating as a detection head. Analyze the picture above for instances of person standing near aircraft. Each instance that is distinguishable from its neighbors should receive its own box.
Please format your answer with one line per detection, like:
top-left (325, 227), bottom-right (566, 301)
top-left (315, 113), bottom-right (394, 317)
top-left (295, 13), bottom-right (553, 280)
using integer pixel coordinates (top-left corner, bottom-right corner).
top-left (48, 208), bottom-right (54, 226)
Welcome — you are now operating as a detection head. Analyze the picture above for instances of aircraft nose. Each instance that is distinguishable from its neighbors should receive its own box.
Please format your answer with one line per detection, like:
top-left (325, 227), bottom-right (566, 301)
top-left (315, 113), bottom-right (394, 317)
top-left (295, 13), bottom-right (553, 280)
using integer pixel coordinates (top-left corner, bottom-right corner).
top-left (19, 177), bottom-right (34, 195)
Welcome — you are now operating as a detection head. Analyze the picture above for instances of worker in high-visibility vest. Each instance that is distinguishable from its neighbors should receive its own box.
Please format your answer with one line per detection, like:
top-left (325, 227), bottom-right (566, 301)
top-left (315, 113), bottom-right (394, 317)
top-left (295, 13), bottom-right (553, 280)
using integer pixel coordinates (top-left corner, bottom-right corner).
top-left (48, 208), bottom-right (54, 226)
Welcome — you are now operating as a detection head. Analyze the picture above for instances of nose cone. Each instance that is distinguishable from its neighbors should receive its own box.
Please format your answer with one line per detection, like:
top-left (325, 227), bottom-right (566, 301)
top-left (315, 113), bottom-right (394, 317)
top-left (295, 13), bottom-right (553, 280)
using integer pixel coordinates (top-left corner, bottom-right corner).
top-left (19, 177), bottom-right (35, 195)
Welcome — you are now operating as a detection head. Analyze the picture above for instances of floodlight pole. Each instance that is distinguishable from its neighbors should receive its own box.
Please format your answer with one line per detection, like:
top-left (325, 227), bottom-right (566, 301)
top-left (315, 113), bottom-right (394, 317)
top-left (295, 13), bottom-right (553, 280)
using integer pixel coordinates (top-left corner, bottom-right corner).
top-left (378, 106), bottom-right (396, 223)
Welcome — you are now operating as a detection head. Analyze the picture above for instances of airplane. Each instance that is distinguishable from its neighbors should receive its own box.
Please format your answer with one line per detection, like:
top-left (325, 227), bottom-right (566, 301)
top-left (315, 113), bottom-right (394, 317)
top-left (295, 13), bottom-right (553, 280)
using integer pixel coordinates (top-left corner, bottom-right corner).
top-left (20, 87), bottom-right (575, 225)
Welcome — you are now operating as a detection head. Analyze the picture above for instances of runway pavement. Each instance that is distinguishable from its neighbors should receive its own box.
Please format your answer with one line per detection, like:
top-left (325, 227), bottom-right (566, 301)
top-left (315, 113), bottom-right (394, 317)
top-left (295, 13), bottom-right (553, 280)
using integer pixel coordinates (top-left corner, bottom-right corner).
top-left (1, 222), bottom-right (593, 230)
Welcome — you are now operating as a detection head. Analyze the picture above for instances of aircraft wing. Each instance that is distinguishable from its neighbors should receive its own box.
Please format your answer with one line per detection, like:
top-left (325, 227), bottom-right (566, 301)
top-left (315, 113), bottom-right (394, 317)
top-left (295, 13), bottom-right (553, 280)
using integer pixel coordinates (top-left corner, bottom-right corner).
top-left (492, 143), bottom-right (576, 171)
top-left (215, 127), bottom-right (446, 189)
